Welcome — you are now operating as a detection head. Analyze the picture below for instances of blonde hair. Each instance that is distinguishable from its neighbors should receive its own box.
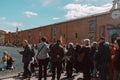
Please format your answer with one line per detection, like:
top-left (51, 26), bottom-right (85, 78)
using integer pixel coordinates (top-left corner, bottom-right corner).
top-left (3, 51), bottom-right (9, 56)
top-left (2, 51), bottom-right (9, 61)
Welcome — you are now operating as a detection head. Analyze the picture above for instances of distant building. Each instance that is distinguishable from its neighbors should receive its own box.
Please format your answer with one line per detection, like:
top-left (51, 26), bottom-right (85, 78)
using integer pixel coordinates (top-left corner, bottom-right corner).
top-left (4, 0), bottom-right (120, 45)
top-left (0, 30), bottom-right (6, 45)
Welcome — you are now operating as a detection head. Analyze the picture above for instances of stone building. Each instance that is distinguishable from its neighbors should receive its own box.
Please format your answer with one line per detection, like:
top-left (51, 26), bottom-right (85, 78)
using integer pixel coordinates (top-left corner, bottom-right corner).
top-left (4, 0), bottom-right (120, 45)
top-left (0, 30), bottom-right (6, 45)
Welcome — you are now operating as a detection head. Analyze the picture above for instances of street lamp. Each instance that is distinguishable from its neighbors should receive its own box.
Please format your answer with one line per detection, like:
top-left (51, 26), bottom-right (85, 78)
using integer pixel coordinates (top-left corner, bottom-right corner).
top-left (16, 27), bottom-right (19, 46)
top-left (39, 31), bottom-right (41, 42)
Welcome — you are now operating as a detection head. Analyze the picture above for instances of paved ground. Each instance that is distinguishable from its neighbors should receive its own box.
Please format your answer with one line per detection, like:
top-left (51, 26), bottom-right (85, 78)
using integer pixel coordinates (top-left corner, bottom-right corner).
top-left (0, 46), bottom-right (83, 80)
top-left (0, 46), bottom-right (99, 80)
top-left (1, 71), bottom-right (83, 80)
top-left (0, 46), bottom-right (37, 77)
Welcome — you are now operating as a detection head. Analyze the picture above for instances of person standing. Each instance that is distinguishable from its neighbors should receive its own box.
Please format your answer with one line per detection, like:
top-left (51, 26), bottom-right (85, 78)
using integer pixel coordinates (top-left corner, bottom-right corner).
top-left (82, 39), bottom-right (92, 80)
top-left (75, 44), bottom-right (83, 73)
top-left (6, 53), bottom-right (14, 70)
top-left (97, 37), bottom-right (111, 80)
top-left (17, 40), bottom-right (32, 78)
top-left (91, 42), bottom-right (98, 78)
top-left (109, 43), bottom-right (116, 80)
top-left (30, 44), bottom-right (36, 75)
top-left (36, 37), bottom-right (49, 80)
top-left (113, 39), bottom-right (120, 80)
top-left (66, 43), bottom-right (75, 79)
top-left (50, 40), bottom-right (64, 80)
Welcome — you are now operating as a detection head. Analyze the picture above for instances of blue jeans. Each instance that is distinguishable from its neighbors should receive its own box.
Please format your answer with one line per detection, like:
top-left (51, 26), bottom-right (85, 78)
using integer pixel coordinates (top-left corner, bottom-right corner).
top-left (2, 61), bottom-right (7, 70)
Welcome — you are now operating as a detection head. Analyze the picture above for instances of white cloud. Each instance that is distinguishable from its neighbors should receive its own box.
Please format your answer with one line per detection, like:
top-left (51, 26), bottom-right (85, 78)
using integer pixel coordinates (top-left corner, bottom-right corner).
top-left (3, 29), bottom-right (15, 33)
top-left (42, 0), bottom-right (54, 6)
top-left (0, 22), bottom-right (22, 27)
top-left (64, 3), bottom-right (112, 19)
top-left (6, 22), bottom-right (22, 27)
top-left (24, 11), bottom-right (38, 17)
top-left (0, 17), bottom-right (6, 21)
top-left (73, 0), bottom-right (97, 2)
top-left (0, 17), bottom-right (22, 27)
top-left (73, 0), bottom-right (80, 2)
top-left (52, 17), bottom-right (60, 20)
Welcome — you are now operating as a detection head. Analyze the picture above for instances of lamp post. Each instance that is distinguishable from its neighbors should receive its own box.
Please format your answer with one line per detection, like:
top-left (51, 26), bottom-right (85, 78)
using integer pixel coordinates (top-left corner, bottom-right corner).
top-left (28, 32), bottom-right (31, 43)
top-left (15, 27), bottom-right (19, 46)
top-left (39, 31), bottom-right (41, 42)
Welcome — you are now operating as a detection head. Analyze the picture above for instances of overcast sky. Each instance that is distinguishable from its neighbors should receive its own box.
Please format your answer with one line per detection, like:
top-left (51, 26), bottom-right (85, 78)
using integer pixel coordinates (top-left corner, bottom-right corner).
top-left (0, 0), bottom-right (113, 32)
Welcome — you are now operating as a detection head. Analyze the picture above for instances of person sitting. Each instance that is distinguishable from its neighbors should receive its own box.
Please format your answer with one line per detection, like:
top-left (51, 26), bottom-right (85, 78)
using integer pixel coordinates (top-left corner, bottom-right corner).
top-left (2, 51), bottom-right (14, 70)
top-left (2, 51), bottom-right (8, 70)
top-left (6, 54), bottom-right (14, 70)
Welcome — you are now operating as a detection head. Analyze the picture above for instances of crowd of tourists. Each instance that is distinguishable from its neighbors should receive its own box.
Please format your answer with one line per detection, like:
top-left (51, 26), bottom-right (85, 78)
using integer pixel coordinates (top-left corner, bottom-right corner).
top-left (2, 36), bottom-right (120, 80)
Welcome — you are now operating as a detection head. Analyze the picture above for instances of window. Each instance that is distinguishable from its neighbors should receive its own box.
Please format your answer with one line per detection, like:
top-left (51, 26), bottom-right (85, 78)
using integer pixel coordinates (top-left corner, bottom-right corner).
top-left (53, 27), bottom-right (57, 36)
top-left (39, 31), bottom-right (42, 36)
top-left (117, 24), bottom-right (120, 28)
top-left (75, 33), bottom-right (78, 38)
top-left (28, 32), bottom-right (31, 42)
top-left (28, 32), bottom-right (31, 37)
top-left (107, 24), bottom-right (114, 30)
top-left (53, 38), bottom-right (56, 42)
top-left (89, 20), bottom-right (96, 33)
top-left (64, 34), bottom-right (65, 38)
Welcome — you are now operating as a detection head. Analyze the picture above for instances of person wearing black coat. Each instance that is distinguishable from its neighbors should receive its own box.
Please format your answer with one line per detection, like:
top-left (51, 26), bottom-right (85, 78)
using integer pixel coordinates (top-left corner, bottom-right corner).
top-left (113, 39), bottom-right (120, 80)
top-left (97, 37), bottom-right (110, 80)
top-left (66, 43), bottom-right (75, 79)
top-left (50, 40), bottom-right (64, 80)
top-left (17, 40), bottom-right (32, 78)
top-left (75, 44), bottom-right (83, 73)
top-left (82, 39), bottom-right (92, 80)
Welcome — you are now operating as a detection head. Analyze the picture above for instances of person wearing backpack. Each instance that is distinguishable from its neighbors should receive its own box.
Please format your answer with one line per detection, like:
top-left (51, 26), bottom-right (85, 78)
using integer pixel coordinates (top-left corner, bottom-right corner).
top-left (36, 37), bottom-right (49, 80)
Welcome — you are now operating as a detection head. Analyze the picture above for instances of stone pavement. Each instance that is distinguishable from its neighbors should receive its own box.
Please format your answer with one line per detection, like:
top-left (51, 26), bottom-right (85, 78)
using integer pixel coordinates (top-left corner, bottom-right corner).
top-left (1, 71), bottom-right (83, 80)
